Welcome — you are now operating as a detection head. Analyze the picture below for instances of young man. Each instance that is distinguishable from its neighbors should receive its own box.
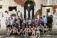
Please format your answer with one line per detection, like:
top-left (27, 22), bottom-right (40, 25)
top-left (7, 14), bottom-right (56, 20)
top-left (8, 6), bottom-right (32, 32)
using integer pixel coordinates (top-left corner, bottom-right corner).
top-left (39, 24), bottom-right (44, 33)
top-left (42, 16), bottom-right (47, 27)
top-left (36, 25), bottom-right (40, 37)
top-left (20, 17), bottom-right (23, 29)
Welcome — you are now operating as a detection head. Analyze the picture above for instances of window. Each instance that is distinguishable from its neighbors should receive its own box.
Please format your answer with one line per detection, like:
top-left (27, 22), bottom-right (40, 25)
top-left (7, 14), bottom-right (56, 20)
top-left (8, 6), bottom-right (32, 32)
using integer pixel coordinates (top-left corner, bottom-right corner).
top-left (8, 6), bottom-right (17, 11)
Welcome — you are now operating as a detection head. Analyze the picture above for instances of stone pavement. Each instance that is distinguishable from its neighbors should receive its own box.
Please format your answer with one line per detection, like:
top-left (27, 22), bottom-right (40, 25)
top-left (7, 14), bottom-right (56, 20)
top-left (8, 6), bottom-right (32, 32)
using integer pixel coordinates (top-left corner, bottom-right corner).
top-left (0, 25), bottom-right (57, 38)
top-left (0, 35), bottom-right (57, 38)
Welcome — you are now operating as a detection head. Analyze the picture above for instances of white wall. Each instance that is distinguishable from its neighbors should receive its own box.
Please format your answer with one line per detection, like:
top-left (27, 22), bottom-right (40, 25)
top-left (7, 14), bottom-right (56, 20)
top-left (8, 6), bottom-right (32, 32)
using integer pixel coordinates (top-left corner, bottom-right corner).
top-left (0, 0), bottom-right (42, 29)
top-left (42, 7), bottom-right (53, 16)
top-left (1, 0), bottom-right (57, 30)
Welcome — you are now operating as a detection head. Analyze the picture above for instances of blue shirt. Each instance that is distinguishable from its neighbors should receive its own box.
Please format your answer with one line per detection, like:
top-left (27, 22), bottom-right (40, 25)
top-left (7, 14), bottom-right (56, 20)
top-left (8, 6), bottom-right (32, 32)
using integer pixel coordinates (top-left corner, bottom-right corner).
top-left (42, 17), bottom-right (47, 24)
top-left (31, 19), bottom-right (35, 24)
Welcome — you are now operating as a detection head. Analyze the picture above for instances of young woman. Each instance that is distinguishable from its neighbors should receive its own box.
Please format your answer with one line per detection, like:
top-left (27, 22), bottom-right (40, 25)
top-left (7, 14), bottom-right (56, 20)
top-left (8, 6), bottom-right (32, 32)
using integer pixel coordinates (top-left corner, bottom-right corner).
top-left (7, 26), bottom-right (12, 36)
top-left (31, 25), bottom-right (36, 36)
top-left (28, 25), bottom-right (32, 36)
top-left (17, 25), bottom-right (20, 35)
top-left (12, 26), bottom-right (18, 35)
top-left (24, 26), bottom-right (29, 36)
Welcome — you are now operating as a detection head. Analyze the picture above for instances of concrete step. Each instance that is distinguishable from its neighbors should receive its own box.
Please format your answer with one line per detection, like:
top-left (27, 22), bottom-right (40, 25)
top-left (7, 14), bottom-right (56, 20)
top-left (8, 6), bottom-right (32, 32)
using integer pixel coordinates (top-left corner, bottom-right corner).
top-left (52, 25), bottom-right (57, 31)
top-left (0, 29), bottom-right (7, 35)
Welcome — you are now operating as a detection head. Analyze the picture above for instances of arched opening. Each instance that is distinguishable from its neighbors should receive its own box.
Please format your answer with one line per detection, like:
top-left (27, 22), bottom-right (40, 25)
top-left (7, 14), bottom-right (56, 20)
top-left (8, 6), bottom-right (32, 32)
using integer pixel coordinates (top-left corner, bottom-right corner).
top-left (24, 0), bottom-right (35, 20)
top-left (24, 0), bottom-right (35, 9)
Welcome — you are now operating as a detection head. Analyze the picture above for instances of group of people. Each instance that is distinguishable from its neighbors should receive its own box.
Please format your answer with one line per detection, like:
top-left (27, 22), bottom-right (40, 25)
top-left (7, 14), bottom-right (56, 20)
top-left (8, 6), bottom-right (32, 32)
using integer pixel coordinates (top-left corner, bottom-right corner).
top-left (6, 15), bottom-right (53, 37)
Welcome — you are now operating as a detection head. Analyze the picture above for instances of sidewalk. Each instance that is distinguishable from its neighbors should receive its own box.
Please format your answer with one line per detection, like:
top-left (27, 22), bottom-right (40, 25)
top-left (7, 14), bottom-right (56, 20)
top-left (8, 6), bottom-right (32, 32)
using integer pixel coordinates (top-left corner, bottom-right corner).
top-left (0, 29), bottom-right (7, 35)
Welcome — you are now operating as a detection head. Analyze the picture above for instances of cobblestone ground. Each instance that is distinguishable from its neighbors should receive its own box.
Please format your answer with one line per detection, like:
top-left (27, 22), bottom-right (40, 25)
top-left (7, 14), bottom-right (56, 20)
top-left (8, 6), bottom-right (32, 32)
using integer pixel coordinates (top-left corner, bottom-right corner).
top-left (0, 35), bottom-right (57, 38)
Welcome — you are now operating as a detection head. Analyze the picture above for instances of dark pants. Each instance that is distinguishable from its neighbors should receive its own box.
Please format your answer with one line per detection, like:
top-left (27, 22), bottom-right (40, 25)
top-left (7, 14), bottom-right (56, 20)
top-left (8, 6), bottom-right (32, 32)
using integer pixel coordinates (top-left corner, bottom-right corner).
top-left (24, 7), bottom-right (34, 20)
top-left (47, 23), bottom-right (52, 31)
top-left (20, 20), bottom-right (23, 29)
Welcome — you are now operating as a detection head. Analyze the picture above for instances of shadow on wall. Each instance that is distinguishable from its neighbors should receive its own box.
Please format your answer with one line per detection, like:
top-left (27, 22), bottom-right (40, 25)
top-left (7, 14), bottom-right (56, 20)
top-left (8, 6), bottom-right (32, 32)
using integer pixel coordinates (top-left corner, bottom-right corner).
top-left (35, 8), bottom-right (42, 18)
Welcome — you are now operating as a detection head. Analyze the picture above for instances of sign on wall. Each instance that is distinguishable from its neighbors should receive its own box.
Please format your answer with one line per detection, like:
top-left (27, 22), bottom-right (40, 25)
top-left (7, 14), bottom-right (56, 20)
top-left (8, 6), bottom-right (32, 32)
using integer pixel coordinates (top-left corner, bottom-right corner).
top-left (14, 0), bottom-right (27, 6)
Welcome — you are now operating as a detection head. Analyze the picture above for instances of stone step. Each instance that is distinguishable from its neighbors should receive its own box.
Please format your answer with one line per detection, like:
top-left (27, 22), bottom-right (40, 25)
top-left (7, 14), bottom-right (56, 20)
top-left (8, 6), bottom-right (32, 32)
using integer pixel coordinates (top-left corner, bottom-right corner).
top-left (0, 29), bottom-right (7, 35)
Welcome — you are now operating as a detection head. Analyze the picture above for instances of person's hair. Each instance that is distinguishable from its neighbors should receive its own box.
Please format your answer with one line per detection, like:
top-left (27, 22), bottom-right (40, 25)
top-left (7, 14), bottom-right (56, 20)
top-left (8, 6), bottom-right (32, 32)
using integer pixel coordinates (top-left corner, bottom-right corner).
top-left (7, 25), bottom-right (12, 28)
top-left (43, 16), bottom-right (45, 17)
top-left (5, 11), bottom-right (8, 14)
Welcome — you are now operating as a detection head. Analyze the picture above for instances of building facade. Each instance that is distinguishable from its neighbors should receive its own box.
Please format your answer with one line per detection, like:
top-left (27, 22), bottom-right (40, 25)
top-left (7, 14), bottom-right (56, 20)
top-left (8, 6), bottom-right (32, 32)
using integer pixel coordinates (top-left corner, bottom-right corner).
top-left (0, 0), bottom-right (57, 30)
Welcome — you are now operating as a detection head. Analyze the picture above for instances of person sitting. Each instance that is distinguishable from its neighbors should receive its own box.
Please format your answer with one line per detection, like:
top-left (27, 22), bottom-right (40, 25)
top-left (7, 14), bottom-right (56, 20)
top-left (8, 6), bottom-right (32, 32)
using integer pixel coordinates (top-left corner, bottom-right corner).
top-left (7, 26), bottom-right (12, 36)
top-left (35, 25), bottom-right (40, 37)
top-left (42, 16), bottom-right (47, 27)
top-left (31, 25), bottom-right (36, 36)
top-left (12, 26), bottom-right (18, 35)
top-left (24, 26), bottom-right (29, 36)
top-left (39, 24), bottom-right (44, 33)
top-left (17, 25), bottom-right (20, 35)
top-left (28, 25), bottom-right (32, 36)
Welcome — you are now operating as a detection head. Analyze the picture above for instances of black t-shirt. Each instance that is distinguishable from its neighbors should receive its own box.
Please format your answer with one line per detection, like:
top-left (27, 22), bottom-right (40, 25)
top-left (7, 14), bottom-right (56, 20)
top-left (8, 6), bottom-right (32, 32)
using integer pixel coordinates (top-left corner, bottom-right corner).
top-left (20, 19), bottom-right (23, 24)
top-left (47, 15), bottom-right (53, 23)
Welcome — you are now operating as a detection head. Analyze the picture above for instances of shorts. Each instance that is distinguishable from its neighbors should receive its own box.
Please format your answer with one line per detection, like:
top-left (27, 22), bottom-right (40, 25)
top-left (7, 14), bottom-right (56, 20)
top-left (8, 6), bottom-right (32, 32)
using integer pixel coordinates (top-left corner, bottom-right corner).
top-left (28, 32), bottom-right (32, 36)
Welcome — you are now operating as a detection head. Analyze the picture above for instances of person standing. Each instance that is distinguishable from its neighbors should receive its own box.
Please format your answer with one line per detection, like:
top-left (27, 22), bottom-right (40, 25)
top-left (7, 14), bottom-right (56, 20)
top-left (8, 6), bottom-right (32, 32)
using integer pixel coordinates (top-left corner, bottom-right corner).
top-left (20, 17), bottom-right (23, 29)
top-left (42, 16), bottom-right (47, 27)
top-left (47, 15), bottom-right (53, 31)
top-left (39, 17), bottom-right (44, 26)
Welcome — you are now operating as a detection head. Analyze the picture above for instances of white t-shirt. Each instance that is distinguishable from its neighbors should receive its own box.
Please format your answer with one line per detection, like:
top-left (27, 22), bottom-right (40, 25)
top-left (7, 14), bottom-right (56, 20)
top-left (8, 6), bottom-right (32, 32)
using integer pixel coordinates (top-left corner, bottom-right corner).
top-left (28, 20), bottom-right (31, 24)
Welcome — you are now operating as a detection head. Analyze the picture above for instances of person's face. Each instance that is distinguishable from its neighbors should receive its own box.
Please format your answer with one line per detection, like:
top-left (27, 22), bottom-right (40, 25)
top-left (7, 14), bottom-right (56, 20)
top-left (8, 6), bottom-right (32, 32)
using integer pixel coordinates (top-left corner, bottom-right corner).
top-left (18, 25), bottom-right (20, 28)
top-left (56, 9), bottom-right (57, 12)
top-left (13, 27), bottom-right (17, 30)
top-left (43, 16), bottom-right (45, 17)
top-left (13, 17), bottom-right (15, 20)
top-left (8, 17), bottom-right (10, 20)
top-left (11, 17), bottom-right (13, 19)
top-left (26, 26), bottom-right (28, 28)
top-left (29, 26), bottom-right (31, 28)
